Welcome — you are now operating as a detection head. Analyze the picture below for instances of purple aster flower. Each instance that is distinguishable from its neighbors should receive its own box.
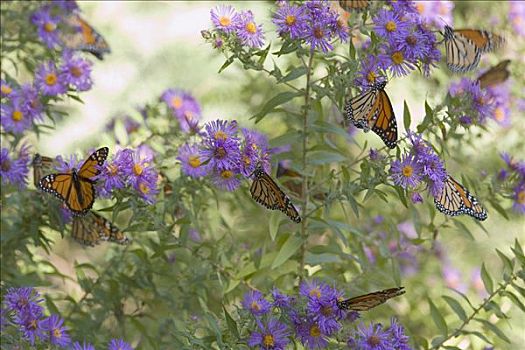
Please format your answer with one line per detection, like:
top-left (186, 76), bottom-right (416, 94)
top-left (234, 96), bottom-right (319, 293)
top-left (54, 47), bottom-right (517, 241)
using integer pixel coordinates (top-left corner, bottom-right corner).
top-left (15, 310), bottom-right (47, 345)
top-left (354, 322), bottom-right (392, 350)
top-left (242, 290), bottom-right (271, 316)
top-left (442, 264), bottom-right (467, 293)
top-left (0, 146), bottom-right (30, 188)
top-left (12, 84), bottom-right (44, 121)
top-left (240, 128), bottom-right (271, 177)
top-left (273, 3), bottom-right (308, 39)
top-left (410, 191), bottom-right (423, 204)
top-left (161, 88), bottom-right (202, 133)
top-left (354, 57), bottom-right (387, 91)
top-left (177, 143), bottom-right (209, 178)
top-left (55, 153), bottom-right (82, 173)
top-left (373, 9), bottom-right (410, 40)
top-left (35, 61), bottom-right (68, 96)
top-left (96, 148), bottom-right (132, 198)
top-left (60, 51), bottom-right (93, 91)
top-left (4, 287), bottom-right (44, 315)
top-left (379, 44), bottom-right (416, 77)
top-left (42, 314), bottom-right (70, 347)
top-left (131, 169), bottom-right (158, 204)
top-left (308, 287), bottom-right (343, 335)
top-left (137, 143), bottom-right (155, 162)
top-left (300, 280), bottom-right (331, 301)
top-left (211, 167), bottom-right (241, 192)
top-left (390, 154), bottom-right (422, 189)
top-left (200, 120), bottom-right (241, 170)
top-left (512, 183), bottom-right (525, 214)
top-left (108, 339), bottom-right (133, 350)
top-left (509, 2), bottom-right (525, 37)
top-left (414, 1), bottom-right (454, 29)
top-left (389, 0), bottom-right (418, 15)
top-left (31, 7), bottom-right (61, 48)
top-left (389, 318), bottom-right (412, 350)
top-left (420, 153), bottom-right (447, 197)
top-left (295, 319), bottom-right (328, 349)
top-left (305, 20), bottom-right (333, 53)
top-left (248, 318), bottom-right (290, 350)
top-left (72, 341), bottom-right (95, 350)
top-left (53, 0), bottom-right (80, 13)
top-left (0, 100), bottom-right (34, 134)
top-left (392, 23), bottom-right (429, 62)
top-left (271, 288), bottom-right (293, 308)
top-left (236, 10), bottom-right (265, 48)
top-left (1, 79), bottom-right (13, 97)
top-left (210, 5), bottom-right (240, 33)
top-left (60, 204), bottom-right (73, 224)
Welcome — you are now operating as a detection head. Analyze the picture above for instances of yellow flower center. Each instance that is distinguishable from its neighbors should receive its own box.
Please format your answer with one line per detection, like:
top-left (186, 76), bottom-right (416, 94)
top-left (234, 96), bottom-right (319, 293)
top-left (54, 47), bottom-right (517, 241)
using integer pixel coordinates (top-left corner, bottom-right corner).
top-left (1, 85), bottom-right (12, 95)
top-left (215, 146), bottom-right (226, 159)
top-left (416, 3), bottom-right (425, 14)
top-left (385, 20), bottom-right (397, 32)
top-left (494, 107), bottom-right (504, 122)
top-left (243, 155), bottom-right (251, 166)
top-left (246, 22), bottom-right (257, 34)
top-left (391, 51), bottom-right (404, 64)
top-left (285, 15), bottom-right (296, 26)
top-left (263, 334), bottom-right (275, 347)
top-left (133, 163), bottom-right (143, 176)
top-left (214, 131), bottom-right (228, 141)
top-left (12, 110), bottom-right (23, 122)
top-left (309, 288), bottom-right (321, 298)
top-left (1, 159), bottom-right (10, 172)
top-left (402, 165), bottom-right (413, 177)
top-left (367, 71), bottom-right (377, 83)
top-left (314, 27), bottom-right (324, 39)
top-left (171, 96), bottom-right (183, 109)
top-left (53, 328), bottom-right (62, 338)
top-left (309, 324), bottom-right (321, 337)
top-left (139, 182), bottom-right (150, 194)
top-left (221, 170), bottom-right (233, 179)
top-left (406, 35), bottom-right (417, 46)
top-left (250, 301), bottom-right (260, 311)
top-left (45, 73), bottom-right (57, 86)
top-left (44, 22), bottom-right (56, 32)
top-left (70, 66), bottom-right (82, 77)
top-left (108, 164), bottom-right (118, 176)
top-left (29, 319), bottom-right (37, 330)
top-left (219, 16), bottom-right (231, 27)
top-left (368, 335), bottom-right (380, 346)
top-left (517, 190), bottom-right (525, 205)
top-left (321, 306), bottom-right (332, 316)
top-left (189, 155), bottom-right (201, 168)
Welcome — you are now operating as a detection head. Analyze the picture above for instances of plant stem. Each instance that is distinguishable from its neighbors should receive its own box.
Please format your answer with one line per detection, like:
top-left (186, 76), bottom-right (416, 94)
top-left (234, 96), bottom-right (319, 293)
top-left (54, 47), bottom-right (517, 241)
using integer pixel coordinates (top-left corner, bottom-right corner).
top-left (430, 273), bottom-right (517, 349)
top-left (299, 52), bottom-right (315, 283)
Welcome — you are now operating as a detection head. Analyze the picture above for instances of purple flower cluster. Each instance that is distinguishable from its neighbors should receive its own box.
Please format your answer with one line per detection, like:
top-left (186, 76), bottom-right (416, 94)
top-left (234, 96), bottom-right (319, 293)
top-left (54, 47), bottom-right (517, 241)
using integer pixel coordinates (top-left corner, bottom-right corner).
top-left (498, 153), bottom-right (525, 214)
top-left (161, 88), bottom-right (201, 133)
top-left (177, 119), bottom-right (271, 192)
top-left (272, 0), bottom-right (348, 53)
top-left (209, 5), bottom-right (265, 48)
top-left (390, 132), bottom-right (447, 197)
top-left (31, 6), bottom-right (62, 48)
top-left (96, 147), bottom-right (159, 204)
top-left (349, 318), bottom-right (412, 350)
top-left (509, 2), bottom-right (525, 37)
top-left (369, 5), bottom-right (441, 78)
top-left (1, 83), bottom-right (43, 134)
top-left (240, 281), bottom-right (411, 349)
top-left (449, 78), bottom-right (494, 126)
top-left (36, 53), bottom-right (93, 96)
top-left (0, 145), bottom-right (30, 188)
top-left (413, 1), bottom-right (454, 29)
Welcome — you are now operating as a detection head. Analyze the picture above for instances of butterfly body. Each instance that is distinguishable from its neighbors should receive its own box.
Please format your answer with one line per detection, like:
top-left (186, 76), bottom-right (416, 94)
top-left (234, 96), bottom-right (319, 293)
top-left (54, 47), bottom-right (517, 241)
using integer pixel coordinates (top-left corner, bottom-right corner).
top-left (344, 81), bottom-right (397, 148)
top-left (250, 166), bottom-right (301, 223)
top-left (434, 175), bottom-right (487, 221)
top-left (443, 25), bottom-right (504, 73)
top-left (38, 147), bottom-right (108, 216)
top-left (337, 287), bottom-right (405, 311)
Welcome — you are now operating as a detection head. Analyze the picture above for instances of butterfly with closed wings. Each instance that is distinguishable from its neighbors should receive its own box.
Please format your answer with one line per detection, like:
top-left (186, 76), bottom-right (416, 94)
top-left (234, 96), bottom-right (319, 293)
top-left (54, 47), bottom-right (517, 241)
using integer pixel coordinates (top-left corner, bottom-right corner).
top-left (477, 59), bottom-right (511, 89)
top-left (72, 211), bottom-right (130, 247)
top-left (338, 0), bottom-right (369, 12)
top-left (443, 25), bottom-right (505, 73)
top-left (344, 80), bottom-right (397, 149)
top-left (61, 14), bottom-right (111, 60)
top-left (250, 165), bottom-right (301, 223)
top-left (38, 147), bottom-right (108, 216)
top-left (337, 287), bottom-right (405, 311)
top-left (434, 175), bottom-right (487, 221)
top-left (32, 153), bottom-right (55, 188)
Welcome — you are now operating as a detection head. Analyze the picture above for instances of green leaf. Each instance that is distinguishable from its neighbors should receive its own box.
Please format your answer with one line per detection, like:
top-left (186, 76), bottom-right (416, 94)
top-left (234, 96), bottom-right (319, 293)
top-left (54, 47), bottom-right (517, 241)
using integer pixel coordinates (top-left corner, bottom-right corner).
top-left (511, 239), bottom-right (525, 266)
top-left (442, 295), bottom-right (467, 321)
top-left (251, 91), bottom-right (302, 123)
top-left (496, 249), bottom-right (514, 273)
top-left (403, 100), bottom-right (411, 131)
top-left (453, 220), bottom-right (475, 241)
top-left (271, 235), bottom-right (303, 269)
top-left (257, 44), bottom-right (271, 65)
top-left (480, 263), bottom-right (494, 294)
top-left (488, 198), bottom-right (510, 220)
top-left (204, 313), bottom-right (224, 346)
top-left (280, 66), bottom-right (307, 83)
top-left (223, 306), bottom-right (240, 339)
top-left (462, 330), bottom-right (492, 344)
top-left (269, 211), bottom-right (281, 241)
top-left (502, 291), bottom-right (525, 312)
top-left (474, 318), bottom-right (511, 343)
top-left (428, 298), bottom-right (448, 336)
top-left (308, 150), bottom-right (346, 165)
top-left (218, 57), bottom-right (234, 73)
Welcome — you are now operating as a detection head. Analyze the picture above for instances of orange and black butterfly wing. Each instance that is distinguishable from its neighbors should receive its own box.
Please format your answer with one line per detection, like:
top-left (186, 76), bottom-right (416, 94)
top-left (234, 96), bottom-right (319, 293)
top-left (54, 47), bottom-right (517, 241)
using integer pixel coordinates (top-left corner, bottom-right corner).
top-left (77, 147), bottom-right (108, 179)
top-left (71, 215), bottom-right (101, 247)
top-left (91, 211), bottom-right (130, 244)
top-left (250, 167), bottom-right (301, 223)
top-left (434, 176), bottom-right (487, 221)
top-left (477, 59), bottom-right (511, 89)
top-left (38, 173), bottom-right (74, 204)
top-left (455, 29), bottom-right (504, 53)
top-left (443, 26), bottom-right (481, 73)
top-left (337, 287), bottom-right (405, 311)
top-left (62, 15), bottom-right (111, 60)
top-left (344, 87), bottom-right (380, 131)
top-left (371, 90), bottom-right (397, 149)
top-left (339, 0), bottom-right (369, 12)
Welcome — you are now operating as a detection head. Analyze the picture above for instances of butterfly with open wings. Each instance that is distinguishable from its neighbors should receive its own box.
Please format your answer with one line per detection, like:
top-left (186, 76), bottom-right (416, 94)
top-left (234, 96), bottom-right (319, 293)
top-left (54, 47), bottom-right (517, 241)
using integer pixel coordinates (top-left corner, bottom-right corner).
top-left (337, 287), bottom-right (405, 311)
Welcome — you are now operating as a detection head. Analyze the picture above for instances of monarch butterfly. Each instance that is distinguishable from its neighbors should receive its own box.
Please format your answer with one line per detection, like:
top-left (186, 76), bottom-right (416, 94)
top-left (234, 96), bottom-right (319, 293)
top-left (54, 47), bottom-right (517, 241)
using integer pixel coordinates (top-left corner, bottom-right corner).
top-left (434, 175), bottom-right (487, 221)
top-left (443, 25), bottom-right (505, 73)
top-left (250, 166), bottom-right (301, 223)
top-left (344, 81), bottom-right (397, 149)
top-left (61, 14), bottom-right (111, 60)
top-left (32, 153), bottom-right (55, 188)
top-left (477, 59), bottom-right (511, 89)
top-left (38, 147), bottom-right (109, 216)
top-left (337, 287), bottom-right (405, 311)
top-left (338, 0), bottom-right (369, 12)
top-left (72, 211), bottom-right (130, 247)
